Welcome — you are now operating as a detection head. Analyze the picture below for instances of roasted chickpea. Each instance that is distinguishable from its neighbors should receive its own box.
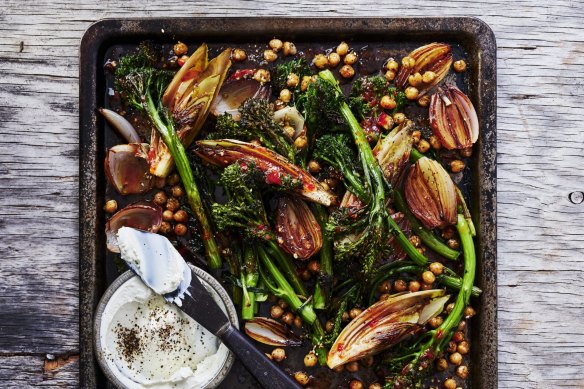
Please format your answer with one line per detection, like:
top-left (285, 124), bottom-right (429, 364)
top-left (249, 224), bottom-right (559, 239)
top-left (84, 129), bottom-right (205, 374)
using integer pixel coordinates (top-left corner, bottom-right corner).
top-left (456, 365), bottom-right (469, 379)
top-left (345, 361), bottom-right (359, 372)
top-left (417, 94), bottom-right (431, 107)
top-left (449, 352), bottom-right (463, 366)
top-left (336, 41), bottom-right (349, 56)
top-left (282, 125), bottom-right (295, 138)
top-left (294, 371), bottom-right (309, 385)
top-left (280, 88), bottom-right (292, 103)
top-left (378, 293), bottom-right (390, 301)
top-left (446, 303), bottom-right (455, 314)
top-left (444, 378), bottom-right (457, 389)
top-left (430, 262), bottom-right (445, 275)
top-left (153, 191), bottom-right (168, 206)
top-left (278, 298), bottom-right (289, 309)
top-left (328, 52), bottom-right (341, 67)
top-left (447, 239), bottom-right (460, 250)
top-left (231, 48), bottom-right (247, 62)
top-left (409, 235), bottom-right (421, 247)
top-left (457, 320), bottom-right (467, 331)
top-left (270, 305), bottom-right (284, 319)
top-left (314, 54), bottom-right (328, 69)
top-left (453, 60), bottom-right (467, 72)
top-left (429, 135), bottom-right (442, 150)
top-left (344, 52), bottom-right (358, 65)
top-left (332, 364), bottom-right (344, 373)
top-left (421, 282), bottom-right (433, 291)
top-left (380, 95), bottom-right (397, 110)
top-left (282, 312), bottom-right (294, 325)
top-left (385, 70), bottom-right (396, 81)
top-left (308, 160), bottom-right (321, 174)
top-left (386, 59), bottom-right (399, 72)
top-left (416, 139), bottom-right (430, 153)
top-left (349, 380), bottom-right (364, 389)
top-left (253, 69), bottom-right (271, 83)
top-left (173, 42), bottom-right (188, 56)
top-left (162, 210), bottom-right (174, 222)
top-left (422, 71), bottom-right (437, 84)
top-left (287, 73), bottom-right (300, 88)
top-left (325, 320), bottom-right (335, 333)
top-left (422, 270), bottom-right (436, 285)
top-left (401, 56), bottom-right (415, 68)
top-left (301, 75), bottom-right (312, 91)
top-left (294, 315), bottom-right (303, 328)
top-left (452, 330), bottom-right (465, 343)
top-left (174, 223), bottom-right (187, 236)
top-left (308, 260), bottom-right (321, 274)
top-left (412, 130), bottom-right (422, 143)
top-left (269, 38), bottom-right (283, 52)
top-left (369, 383), bottom-right (382, 389)
top-left (409, 280), bottom-right (421, 292)
top-left (166, 198), bottom-right (180, 212)
top-left (417, 247), bottom-right (426, 255)
top-left (304, 352), bottom-right (318, 367)
top-left (436, 357), bottom-right (448, 371)
top-left (405, 86), bottom-right (419, 100)
top-left (340, 65), bottom-right (355, 79)
top-left (167, 172), bottom-right (180, 186)
top-left (442, 226), bottom-right (456, 240)
top-left (159, 221), bottom-right (172, 234)
top-left (408, 72), bottom-right (423, 87)
top-left (428, 316), bottom-right (443, 328)
top-left (341, 311), bottom-right (350, 322)
top-left (173, 209), bottom-right (188, 223)
top-left (264, 49), bottom-right (278, 62)
top-left (349, 307), bottom-right (363, 319)
top-left (394, 279), bottom-right (407, 292)
top-left (283, 41), bottom-right (297, 56)
top-left (378, 279), bottom-right (392, 294)
top-left (104, 199), bottom-right (118, 214)
top-left (460, 147), bottom-right (473, 158)
top-left (457, 340), bottom-right (470, 355)
top-left (450, 160), bottom-right (466, 173)
top-left (295, 136), bottom-right (308, 149)
top-left (171, 185), bottom-right (184, 198)
top-left (272, 348), bottom-right (286, 362)
top-left (393, 112), bottom-right (406, 124)
top-left (464, 306), bottom-right (476, 318)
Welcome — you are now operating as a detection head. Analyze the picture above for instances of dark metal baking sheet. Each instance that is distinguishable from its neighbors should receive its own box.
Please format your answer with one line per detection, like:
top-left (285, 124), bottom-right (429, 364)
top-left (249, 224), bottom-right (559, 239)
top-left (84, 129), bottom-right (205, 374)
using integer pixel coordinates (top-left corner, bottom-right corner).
top-left (80, 17), bottom-right (497, 389)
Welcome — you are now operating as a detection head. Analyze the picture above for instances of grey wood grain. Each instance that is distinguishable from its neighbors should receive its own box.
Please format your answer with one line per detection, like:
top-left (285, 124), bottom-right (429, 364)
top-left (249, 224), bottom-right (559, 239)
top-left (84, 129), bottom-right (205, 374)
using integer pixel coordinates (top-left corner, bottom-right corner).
top-left (1, 1), bottom-right (583, 388)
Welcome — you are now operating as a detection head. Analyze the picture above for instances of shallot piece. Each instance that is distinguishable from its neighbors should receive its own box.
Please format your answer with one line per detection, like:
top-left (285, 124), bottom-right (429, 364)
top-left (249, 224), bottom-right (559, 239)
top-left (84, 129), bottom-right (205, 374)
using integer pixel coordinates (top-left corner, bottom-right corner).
top-left (210, 78), bottom-right (270, 120)
top-left (105, 143), bottom-right (154, 195)
top-left (98, 108), bottom-right (141, 143)
top-left (244, 317), bottom-right (302, 347)
top-left (275, 195), bottom-right (322, 260)
top-left (105, 201), bottom-right (163, 253)
top-left (396, 42), bottom-right (453, 95)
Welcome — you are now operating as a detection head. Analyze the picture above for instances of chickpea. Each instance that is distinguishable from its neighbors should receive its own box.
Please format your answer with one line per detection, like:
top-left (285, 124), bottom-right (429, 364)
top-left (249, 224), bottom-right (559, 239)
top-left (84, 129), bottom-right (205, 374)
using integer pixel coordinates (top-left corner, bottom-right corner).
top-left (308, 160), bottom-right (321, 174)
top-left (345, 361), bottom-right (359, 372)
top-left (325, 320), bottom-right (335, 333)
top-left (460, 147), bottom-right (473, 157)
top-left (301, 75), bottom-right (312, 91)
top-left (393, 112), bottom-right (406, 124)
top-left (386, 59), bottom-right (399, 72)
top-left (166, 198), bottom-right (180, 212)
top-left (282, 312), bottom-right (294, 325)
top-left (280, 88), bottom-right (292, 103)
top-left (153, 191), bottom-right (168, 206)
top-left (416, 139), bottom-right (430, 153)
top-left (278, 298), bottom-right (289, 309)
top-left (159, 221), bottom-right (172, 234)
top-left (378, 279), bottom-right (392, 293)
top-left (452, 330), bottom-right (465, 343)
top-left (332, 364), bottom-right (344, 373)
top-left (231, 48), bottom-right (247, 62)
top-left (450, 159), bottom-right (465, 173)
top-left (421, 283), bottom-right (434, 291)
top-left (104, 199), bottom-right (118, 213)
top-left (412, 130), bottom-right (422, 143)
top-left (464, 306), bottom-right (476, 318)
top-left (417, 94), bottom-right (431, 107)
top-left (409, 281), bottom-right (421, 292)
top-left (442, 226), bottom-right (456, 240)
top-left (401, 56), bottom-right (416, 68)
top-left (457, 340), bottom-right (470, 355)
top-left (456, 365), bottom-right (469, 379)
top-left (458, 320), bottom-right (467, 331)
top-left (270, 305), bottom-right (284, 319)
top-left (429, 262), bottom-right (444, 275)
top-left (308, 260), bottom-right (321, 274)
top-left (314, 54), bottom-right (328, 69)
top-left (153, 177), bottom-right (166, 189)
top-left (167, 172), bottom-right (180, 186)
top-left (379, 293), bottom-right (390, 301)
top-left (300, 268), bottom-right (312, 281)
top-left (264, 49), bottom-right (278, 63)
top-left (385, 70), bottom-right (396, 81)
top-left (453, 60), bottom-right (467, 72)
top-left (162, 210), bottom-right (174, 222)
top-left (253, 69), bottom-right (271, 84)
top-left (269, 38), bottom-right (283, 52)
top-left (173, 209), bottom-right (188, 223)
top-left (328, 52), bottom-right (341, 67)
top-left (349, 307), bottom-right (363, 319)
top-left (303, 352), bottom-right (318, 367)
top-left (405, 86), bottom-right (419, 100)
top-left (287, 73), bottom-right (300, 88)
top-left (408, 235), bottom-right (421, 247)
top-left (272, 348), bottom-right (286, 362)
top-left (283, 41), bottom-right (297, 56)
top-left (174, 223), bottom-right (187, 236)
top-left (394, 279), bottom-right (407, 292)
top-left (349, 380), bottom-right (364, 389)
top-left (380, 95), bottom-right (397, 110)
top-left (449, 352), bottom-right (463, 366)
top-left (408, 72), bottom-right (423, 87)
top-left (342, 311), bottom-right (350, 322)
top-left (369, 384), bottom-right (382, 389)
top-left (282, 125), bottom-right (295, 138)
top-left (447, 239), bottom-right (460, 250)
top-left (340, 65), bottom-right (355, 79)
top-left (294, 371), bottom-right (310, 385)
top-left (173, 42), bottom-right (188, 56)
top-left (336, 41), bottom-right (349, 56)
top-left (294, 316), bottom-right (303, 328)
top-left (429, 135), bottom-right (442, 150)
top-left (295, 136), bottom-right (308, 149)
top-left (422, 270), bottom-right (436, 285)
top-left (436, 357), bottom-right (448, 371)
top-left (422, 71), bottom-right (437, 84)
top-left (171, 185), bottom-right (184, 198)
top-left (444, 378), bottom-right (457, 389)
top-left (428, 316), bottom-right (443, 328)
top-left (344, 52), bottom-right (358, 65)
top-left (446, 303), bottom-right (455, 314)
top-left (417, 247), bottom-right (426, 255)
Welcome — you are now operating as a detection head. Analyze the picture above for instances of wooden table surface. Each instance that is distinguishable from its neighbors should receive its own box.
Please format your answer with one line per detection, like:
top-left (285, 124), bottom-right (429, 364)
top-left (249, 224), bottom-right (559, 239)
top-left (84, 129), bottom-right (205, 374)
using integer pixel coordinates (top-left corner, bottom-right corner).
top-left (1, 1), bottom-right (583, 388)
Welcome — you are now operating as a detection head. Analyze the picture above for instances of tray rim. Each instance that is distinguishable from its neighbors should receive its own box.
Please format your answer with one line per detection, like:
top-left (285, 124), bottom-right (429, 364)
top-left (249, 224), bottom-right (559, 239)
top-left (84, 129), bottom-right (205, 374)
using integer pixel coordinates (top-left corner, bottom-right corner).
top-left (79, 16), bottom-right (497, 389)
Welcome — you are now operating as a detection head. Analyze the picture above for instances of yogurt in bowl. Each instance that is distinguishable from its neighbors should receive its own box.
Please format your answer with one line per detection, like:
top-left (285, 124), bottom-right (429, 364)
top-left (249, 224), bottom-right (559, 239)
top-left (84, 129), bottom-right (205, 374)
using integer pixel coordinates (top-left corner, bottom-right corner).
top-left (94, 267), bottom-right (237, 389)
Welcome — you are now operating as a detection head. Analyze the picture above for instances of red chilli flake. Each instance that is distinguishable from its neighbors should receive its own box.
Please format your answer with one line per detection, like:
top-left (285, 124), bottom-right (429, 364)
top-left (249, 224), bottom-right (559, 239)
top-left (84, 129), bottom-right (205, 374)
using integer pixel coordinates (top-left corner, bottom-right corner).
top-left (436, 329), bottom-right (444, 339)
top-left (367, 319), bottom-right (379, 328)
top-left (422, 349), bottom-right (434, 360)
top-left (265, 171), bottom-right (282, 186)
top-left (306, 182), bottom-right (315, 191)
top-left (230, 69), bottom-right (255, 80)
top-left (337, 343), bottom-right (344, 352)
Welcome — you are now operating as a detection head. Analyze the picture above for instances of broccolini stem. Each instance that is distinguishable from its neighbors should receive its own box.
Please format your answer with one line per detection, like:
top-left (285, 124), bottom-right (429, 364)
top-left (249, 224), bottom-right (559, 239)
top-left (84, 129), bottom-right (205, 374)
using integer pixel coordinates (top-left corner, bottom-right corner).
top-left (266, 240), bottom-right (308, 298)
top-left (410, 148), bottom-right (424, 162)
top-left (437, 274), bottom-right (482, 298)
top-left (393, 190), bottom-right (460, 261)
top-left (241, 246), bottom-right (259, 320)
top-left (314, 204), bottom-right (333, 309)
top-left (145, 92), bottom-right (222, 268)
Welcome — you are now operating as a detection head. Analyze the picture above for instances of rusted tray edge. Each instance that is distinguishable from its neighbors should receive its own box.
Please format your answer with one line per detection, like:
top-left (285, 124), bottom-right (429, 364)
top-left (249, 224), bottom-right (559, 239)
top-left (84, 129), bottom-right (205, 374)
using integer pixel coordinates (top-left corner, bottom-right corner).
top-left (79, 17), bottom-right (497, 389)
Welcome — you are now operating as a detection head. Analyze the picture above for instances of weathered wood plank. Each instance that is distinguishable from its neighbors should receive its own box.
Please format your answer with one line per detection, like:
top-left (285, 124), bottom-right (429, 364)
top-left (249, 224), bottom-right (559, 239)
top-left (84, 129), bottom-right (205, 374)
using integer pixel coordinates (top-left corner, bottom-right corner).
top-left (1, 0), bottom-right (584, 387)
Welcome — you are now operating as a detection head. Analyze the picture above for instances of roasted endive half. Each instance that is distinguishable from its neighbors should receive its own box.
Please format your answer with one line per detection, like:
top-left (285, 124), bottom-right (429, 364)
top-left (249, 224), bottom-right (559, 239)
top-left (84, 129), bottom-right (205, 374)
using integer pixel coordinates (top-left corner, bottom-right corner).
top-left (195, 139), bottom-right (336, 206)
top-left (404, 156), bottom-right (458, 229)
top-left (149, 44), bottom-right (231, 177)
top-left (429, 84), bottom-right (479, 150)
top-left (275, 195), bottom-right (323, 260)
top-left (327, 290), bottom-right (449, 369)
top-left (373, 120), bottom-right (414, 188)
top-left (396, 43), bottom-right (453, 95)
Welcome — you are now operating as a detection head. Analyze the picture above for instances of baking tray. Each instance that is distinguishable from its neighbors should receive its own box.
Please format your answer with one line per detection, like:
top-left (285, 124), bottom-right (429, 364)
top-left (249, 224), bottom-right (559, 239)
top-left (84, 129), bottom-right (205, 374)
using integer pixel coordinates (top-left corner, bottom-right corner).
top-left (80, 17), bottom-right (497, 389)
